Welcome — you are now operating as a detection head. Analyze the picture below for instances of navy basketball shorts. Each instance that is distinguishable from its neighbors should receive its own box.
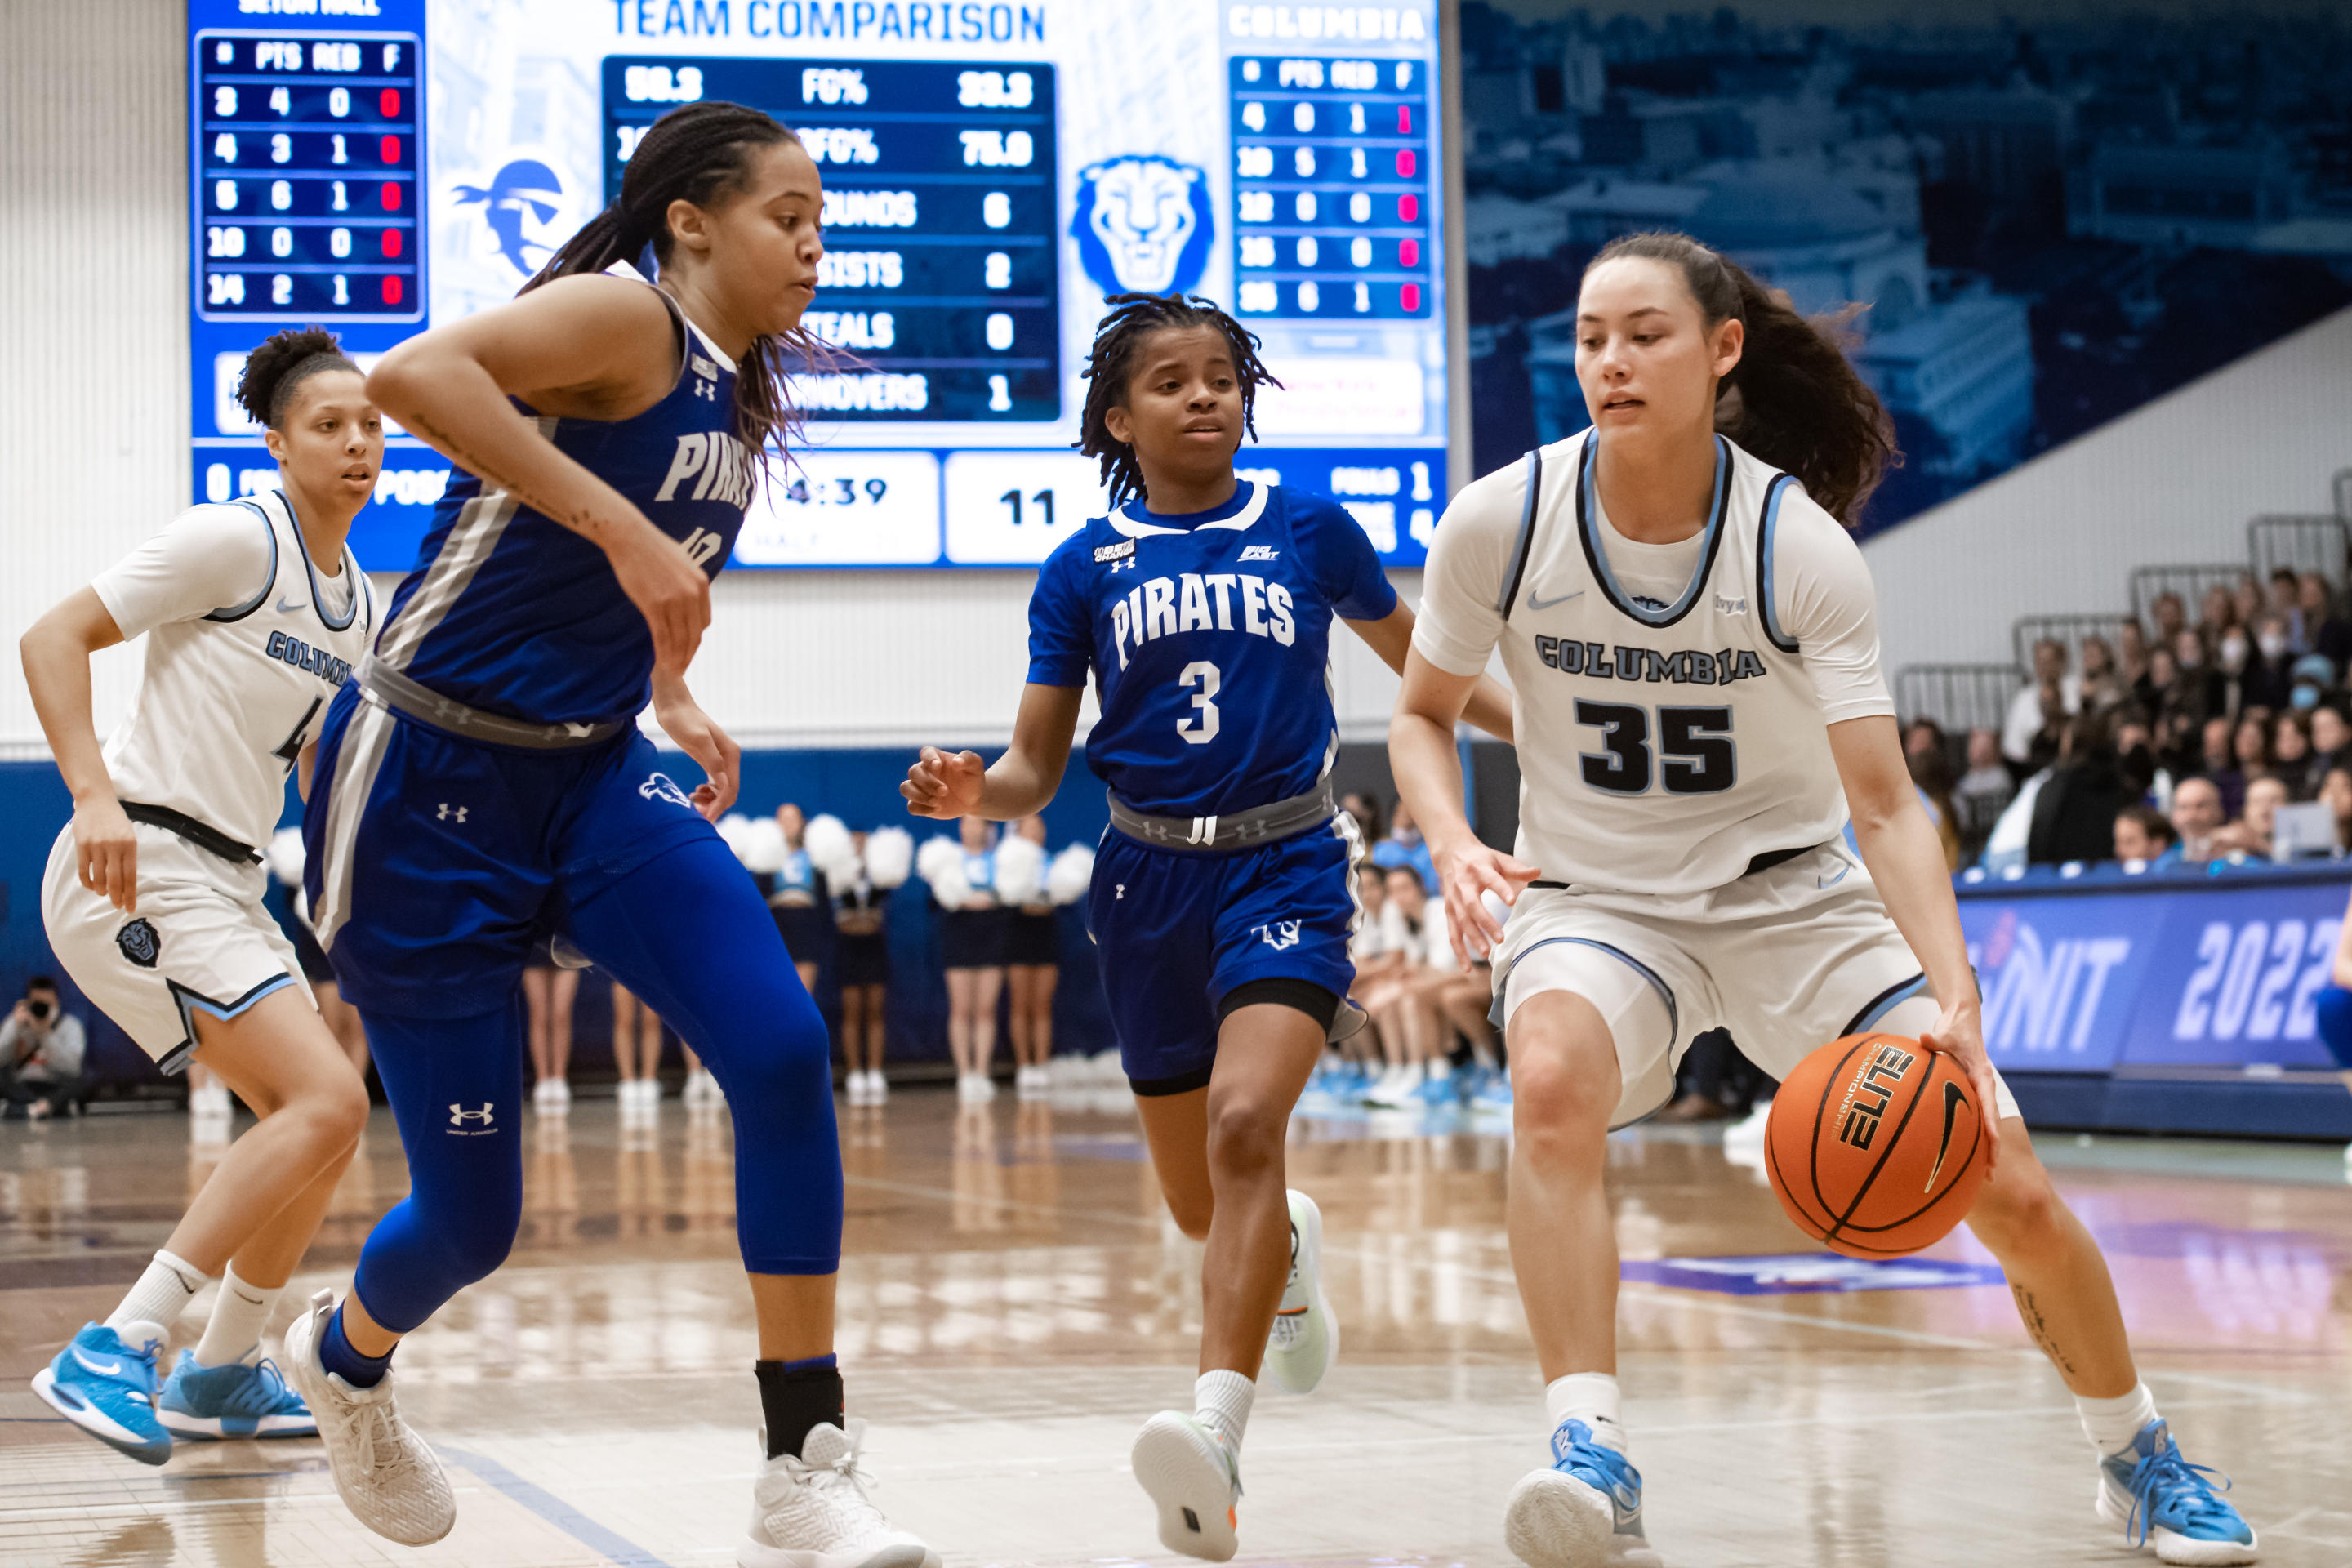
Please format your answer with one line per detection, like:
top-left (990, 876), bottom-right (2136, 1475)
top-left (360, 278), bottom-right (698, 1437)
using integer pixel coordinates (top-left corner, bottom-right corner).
top-left (1086, 816), bottom-right (1360, 1095)
top-left (302, 685), bottom-right (718, 1015)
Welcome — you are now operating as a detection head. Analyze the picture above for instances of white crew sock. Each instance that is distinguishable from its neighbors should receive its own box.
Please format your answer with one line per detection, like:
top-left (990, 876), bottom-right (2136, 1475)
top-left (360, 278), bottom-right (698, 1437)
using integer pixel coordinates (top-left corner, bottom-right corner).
top-left (2077, 1382), bottom-right (2159, 1459)
top-left (1194, 1370), bottom-right (1255, 1459)
top-left (191, 1265), bottom-right (278, 1368)
top-left (1428, 1058), bottom-right (1453, 1082)
top-left (107, 1249), bottom-right (209, 1345)
top-left (1545, 1371), bottom-right (1628, 1454)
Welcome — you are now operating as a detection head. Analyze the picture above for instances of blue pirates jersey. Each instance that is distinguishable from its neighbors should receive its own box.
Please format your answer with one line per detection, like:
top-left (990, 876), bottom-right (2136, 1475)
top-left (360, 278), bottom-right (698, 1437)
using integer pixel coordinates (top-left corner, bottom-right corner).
top-left (1027, 480), bottom-right (1397, 818)
top-left (372, 283), bottom-right (754, 728)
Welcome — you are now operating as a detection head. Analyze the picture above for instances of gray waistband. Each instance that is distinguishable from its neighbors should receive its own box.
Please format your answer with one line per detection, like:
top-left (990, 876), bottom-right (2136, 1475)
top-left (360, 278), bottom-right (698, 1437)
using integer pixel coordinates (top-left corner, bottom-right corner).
top-left (1107, 782), bottom-right (1336, 853)
top-left (358, 655), bottom-right (630, 751)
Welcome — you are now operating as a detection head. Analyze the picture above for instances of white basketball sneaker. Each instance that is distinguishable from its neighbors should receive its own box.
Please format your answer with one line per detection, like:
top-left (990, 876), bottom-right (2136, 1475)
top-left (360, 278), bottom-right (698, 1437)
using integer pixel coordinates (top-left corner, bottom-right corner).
top-left (738, 1419), bottom-right (939, 1568)
top-left (1131, 1410), bottom-right (1241, 1561)
top-left (1265, 1190), bottom-right (1337, 1394)
top-left (279, 1290), bottom-right (455, 1546)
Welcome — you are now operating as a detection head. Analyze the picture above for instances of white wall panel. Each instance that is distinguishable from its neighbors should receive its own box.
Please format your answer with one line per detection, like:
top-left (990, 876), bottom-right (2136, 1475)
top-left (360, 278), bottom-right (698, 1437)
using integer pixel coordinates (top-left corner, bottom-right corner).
top-left (0, 0), bottom-right (186, 756)
top-left (1862, 305), bottom-right (2352, 677)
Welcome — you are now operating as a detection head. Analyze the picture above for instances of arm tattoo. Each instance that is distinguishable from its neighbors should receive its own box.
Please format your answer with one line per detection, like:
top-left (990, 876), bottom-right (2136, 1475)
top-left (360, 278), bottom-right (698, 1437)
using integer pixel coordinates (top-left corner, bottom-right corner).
top-left (2011, 1284), bottom-right (2078, 1378)
top-left (407, 413), bottom-right (610, 543)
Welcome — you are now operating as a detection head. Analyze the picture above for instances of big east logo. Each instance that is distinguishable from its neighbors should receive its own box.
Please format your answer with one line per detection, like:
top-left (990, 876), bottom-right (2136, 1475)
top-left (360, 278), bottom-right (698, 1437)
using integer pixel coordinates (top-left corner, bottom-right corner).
top-left (1835, 1041), bottom-right (1917, 1152)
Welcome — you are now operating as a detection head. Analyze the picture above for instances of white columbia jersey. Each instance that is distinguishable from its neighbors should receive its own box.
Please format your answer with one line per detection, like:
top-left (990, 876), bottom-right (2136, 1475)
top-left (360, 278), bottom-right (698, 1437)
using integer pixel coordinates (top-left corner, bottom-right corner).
top-left (1414, 430), bottom-right (1895, 898)
top-left (93, 491), bottom-right (376, 856)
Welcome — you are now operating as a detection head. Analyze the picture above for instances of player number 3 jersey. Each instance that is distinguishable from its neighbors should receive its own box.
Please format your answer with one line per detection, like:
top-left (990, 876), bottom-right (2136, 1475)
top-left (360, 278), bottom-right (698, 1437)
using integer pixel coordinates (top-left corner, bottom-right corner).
top-left (1413, 430), bottom-right (1895, 898)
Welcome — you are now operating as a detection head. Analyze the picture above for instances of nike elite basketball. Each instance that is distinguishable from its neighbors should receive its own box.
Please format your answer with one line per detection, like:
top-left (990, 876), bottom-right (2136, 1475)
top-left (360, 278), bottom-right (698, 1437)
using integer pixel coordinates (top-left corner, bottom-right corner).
top-left (1764, 1035), bottom-right (1990, 1258)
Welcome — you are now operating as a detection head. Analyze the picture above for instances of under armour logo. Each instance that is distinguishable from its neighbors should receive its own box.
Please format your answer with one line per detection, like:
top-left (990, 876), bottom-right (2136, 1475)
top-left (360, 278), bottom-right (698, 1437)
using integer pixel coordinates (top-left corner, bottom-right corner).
top-left (437, 803), bottom-right (468, 823)
top-left (639, 773), bottom-right (695, 809)
top-left (448, 1103), bottom-right (494, 1127)
top-left (1714, 594), bottom-right (1749, 617)
top-left (1254, 920), bottom-right (1303, 951)
top-left (1107, 556), bottom-right (1138, 574)
top-left (1237, 544), bottom-right (1280, 562)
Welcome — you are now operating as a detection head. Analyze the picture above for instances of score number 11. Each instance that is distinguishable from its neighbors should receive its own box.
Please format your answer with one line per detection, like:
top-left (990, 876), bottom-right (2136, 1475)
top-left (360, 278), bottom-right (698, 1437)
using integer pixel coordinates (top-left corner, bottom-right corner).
top-left (999, 488), bottom-right (1054, 526)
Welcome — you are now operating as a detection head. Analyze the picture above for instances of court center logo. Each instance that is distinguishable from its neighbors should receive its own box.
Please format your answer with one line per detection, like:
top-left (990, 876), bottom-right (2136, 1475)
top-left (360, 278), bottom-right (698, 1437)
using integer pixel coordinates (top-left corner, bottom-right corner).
top-left (116, 917), bottom-right (161, 969)
top-left (1072, 154), bottom-right (1214, 296)
top-left (639, 772), bottom-right (696, 810)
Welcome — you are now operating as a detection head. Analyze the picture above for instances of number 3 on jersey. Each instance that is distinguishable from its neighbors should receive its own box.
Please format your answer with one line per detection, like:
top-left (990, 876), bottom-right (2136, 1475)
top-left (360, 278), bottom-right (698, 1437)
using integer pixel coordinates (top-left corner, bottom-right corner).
top-left (1177, 661), bottom-right (1221, 745)
top-left (1576, 700), bottom-right (1735, 795)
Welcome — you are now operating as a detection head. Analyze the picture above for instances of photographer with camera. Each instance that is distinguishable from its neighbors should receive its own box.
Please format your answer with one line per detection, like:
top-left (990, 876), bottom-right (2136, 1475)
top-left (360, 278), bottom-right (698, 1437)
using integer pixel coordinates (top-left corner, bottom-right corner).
top-left (1, 976), bottom-right (87, 1120)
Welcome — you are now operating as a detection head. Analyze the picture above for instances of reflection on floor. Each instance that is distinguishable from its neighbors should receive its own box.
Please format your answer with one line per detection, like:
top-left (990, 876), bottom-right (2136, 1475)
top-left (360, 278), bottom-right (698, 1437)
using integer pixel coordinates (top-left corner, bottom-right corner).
top-left (3, 1081), bottom-right (2350, 1566)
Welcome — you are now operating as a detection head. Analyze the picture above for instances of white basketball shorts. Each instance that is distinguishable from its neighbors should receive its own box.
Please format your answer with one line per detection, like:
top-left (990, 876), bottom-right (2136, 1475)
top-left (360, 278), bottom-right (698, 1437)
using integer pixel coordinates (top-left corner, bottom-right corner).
top-left (42, 821), bottom-right (312, 1074)
top-left (1492, 842), bottom-right (2017, 1129)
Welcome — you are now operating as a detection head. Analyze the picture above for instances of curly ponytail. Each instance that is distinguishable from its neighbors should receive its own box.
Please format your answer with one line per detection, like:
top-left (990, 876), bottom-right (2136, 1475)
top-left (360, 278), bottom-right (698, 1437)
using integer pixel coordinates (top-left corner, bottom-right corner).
top-left (525, 100), bottom-right (823, 468)
top-left (1584, 231), bottom-right (1899, 526)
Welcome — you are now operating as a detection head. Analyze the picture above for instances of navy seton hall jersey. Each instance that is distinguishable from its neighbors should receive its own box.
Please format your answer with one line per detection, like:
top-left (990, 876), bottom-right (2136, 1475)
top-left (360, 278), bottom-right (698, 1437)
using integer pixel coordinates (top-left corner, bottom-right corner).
top-left (372, 283), bottom-right (753, 728)
top-left (1027, 480), bottom-right (1397, 818)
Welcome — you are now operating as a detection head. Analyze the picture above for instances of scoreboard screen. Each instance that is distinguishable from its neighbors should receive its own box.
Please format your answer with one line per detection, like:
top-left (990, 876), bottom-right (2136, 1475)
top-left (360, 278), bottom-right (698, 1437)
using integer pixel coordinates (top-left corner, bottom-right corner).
top-left (186, 1), bottom-right (1454, 572)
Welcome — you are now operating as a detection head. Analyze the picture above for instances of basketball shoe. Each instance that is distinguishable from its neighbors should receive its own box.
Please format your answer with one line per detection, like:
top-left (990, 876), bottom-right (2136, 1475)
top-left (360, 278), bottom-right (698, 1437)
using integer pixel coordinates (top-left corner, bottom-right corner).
top-left (1265, 1190), bottom-right (1337, 1393)
top-left (32, 1321), bottom-right (172, 1465)
top-left (157, 1349), bottom-right (315, 1439)
top-left (280, 1290), bottom-right (455, 1545)
top-left (737, 1419), bottom-right (938, 1568)
top-left (1503, 1419), bottom-right (1662, 1568)
top-left (2096, 1419), bottom-right (2257, 1564)
top-left (1131, 1410), bottom-right (1241, 1561)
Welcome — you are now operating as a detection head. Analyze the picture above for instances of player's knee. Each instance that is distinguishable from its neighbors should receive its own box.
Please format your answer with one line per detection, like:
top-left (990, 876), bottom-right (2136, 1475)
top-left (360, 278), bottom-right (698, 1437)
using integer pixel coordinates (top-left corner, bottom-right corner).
top-left (1967, 1162), bottom-right (2065, 1257)
top-left (1511, 1051), bottom-right (1614, 1158)
top-left (305, 1072), bottom-right (372, 1153)
top-left (433, 1183), bottom-right (523, 1286)
top-left (1205, 1094), bottom-right (1287, 1182)
top-left (708, 993), bottom-right (832, 1111)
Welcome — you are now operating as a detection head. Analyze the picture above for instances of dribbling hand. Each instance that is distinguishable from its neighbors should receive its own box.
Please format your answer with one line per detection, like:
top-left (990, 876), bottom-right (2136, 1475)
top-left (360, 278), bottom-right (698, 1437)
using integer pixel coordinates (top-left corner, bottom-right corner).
top-left (1916, 1000), bottom-right (2002, 1169)
top-left (901, 746), bottom-right (985, 820)
top-left (653, 692), bottom-right (741, 822)
top-left (607, 515), bottom-right (711, 676)
top-left (74, 795), bottom-right (139, 914)
top-left (1432, 834), bottom-right (1539, 969)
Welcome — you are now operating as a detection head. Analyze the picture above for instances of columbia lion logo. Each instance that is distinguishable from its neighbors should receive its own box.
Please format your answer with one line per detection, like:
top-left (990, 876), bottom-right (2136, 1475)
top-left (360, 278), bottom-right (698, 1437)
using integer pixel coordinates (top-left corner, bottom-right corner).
top-left (116, 917), bottom-right (161, 969)
top-left (1715, 594), bottom-right (1749, 617)
top-left (1071, 154), bottom-right (1214, 296)
top-left (447, 1102), bottom-right (496, 1132)
top-left (639, 773), bottom-right (696, 809)
top-left (1254, 920), bottom-right (1303, 951)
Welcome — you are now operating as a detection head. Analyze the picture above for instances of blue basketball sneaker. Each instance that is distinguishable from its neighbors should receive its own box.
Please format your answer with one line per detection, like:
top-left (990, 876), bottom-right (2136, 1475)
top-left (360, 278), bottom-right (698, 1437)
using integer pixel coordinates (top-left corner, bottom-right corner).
top-left (1503, 1419), bottom-right (1660, 1568)
top-left (157, 1350), bottom-right (316, 1441)
top-left (31, 1321), bottom-right (172, 1465)
top-left (2096, 1419), bottom-right (2257, 1564)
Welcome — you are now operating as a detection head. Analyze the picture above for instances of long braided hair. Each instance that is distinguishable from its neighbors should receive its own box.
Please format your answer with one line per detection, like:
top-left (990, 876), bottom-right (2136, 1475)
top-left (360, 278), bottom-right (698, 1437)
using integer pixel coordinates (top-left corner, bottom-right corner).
top-left (1076, 292), bottom-right (1281, 510)
top-left (525, 101), bottom-right (822, 470)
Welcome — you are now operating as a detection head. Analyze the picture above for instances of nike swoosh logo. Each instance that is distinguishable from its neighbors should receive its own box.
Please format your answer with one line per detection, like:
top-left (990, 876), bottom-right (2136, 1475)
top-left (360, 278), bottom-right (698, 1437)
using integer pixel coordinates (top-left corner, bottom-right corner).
top-left (1927, 1080), bottom-right (1967, 1192)
top-left (70, 1348), bottom-right (124, 1377)
top-left (275, 597), bottom-right (306, 614)
top-left (1525, 589), bottom-right (1584, 612)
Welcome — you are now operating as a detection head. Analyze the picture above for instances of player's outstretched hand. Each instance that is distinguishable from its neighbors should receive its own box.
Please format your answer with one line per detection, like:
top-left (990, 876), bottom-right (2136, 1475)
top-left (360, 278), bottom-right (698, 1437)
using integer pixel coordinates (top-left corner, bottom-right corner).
top-left (74, 795), bottom-right (138, 914)
top-left (1432, 834), bottom-right (1539, 969)
top-left (1917, 1000), bottom-right (2002, 1169)
top-left (902, 746), bottom-right (985, 820)
top-left (607, 514), bottom-right (712, 675)
top-left (653, 690), bottom-right (740, 822)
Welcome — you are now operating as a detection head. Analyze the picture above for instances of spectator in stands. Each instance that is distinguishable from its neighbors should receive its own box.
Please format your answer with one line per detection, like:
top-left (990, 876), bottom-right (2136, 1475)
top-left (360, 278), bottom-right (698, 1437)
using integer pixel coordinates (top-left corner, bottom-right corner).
top-left (2270, 567), bottom-right (2307, 652)
top-left (2151, 590), bottom-right (2188, 650)
top-left (2112, 805), bottom-right (2179, 866)
top-left (2301, 572), bottom-right (2351, 668)
top-left (2214, 776), bottom-right (2289, 862)
top-left (2170, 629), bottom-right (2225, 724)
top-left (1339, 790), bottom-right (1381, 858)
top-left (2199, 716), bottom-right (2246, 818)
top-left (2322, 766), bottom-right (2352, 853)
top-left (2136, 642), bottom-right (2176, 719)
top-left (2117, 620), bottom-right (2151, 690)
top-left (1904, 720), bottom-right (1962, 870)
top-left (2169, 776), bottom-right (2226, 863)
top-left (2232, 713), bottom-right (2274, 787)
top-left (2313, 702), bottom-right (2351, 774)
top-left (2112, 709), bottom-right (2170, 812)
top-left (1952, 727), bottom-right (2013, 859)
top-left (2274, 710), bottom-right (2319, 800)
top-left (0, 977), bottom-right (87, 1120)
top-left (2026, 708), bottom-right (2143, 866)
top-left (2198, 583), bottom-right (2238, 646)
top-left (2001, 638), bottom-right (2078, 772)
top-left (1372, 799), bottom-right (1437, 892)
top-left (2078, 635), bottom-right (2124, 712)
top-left (2232, 572), bottom-right (2265, 633)
top-left (2243, 612), bottom-right (2296, 710)
top-left (2288, 653), bottom-right (2337, 718)
top-left (2157, 708), bottom-right (2203, 783)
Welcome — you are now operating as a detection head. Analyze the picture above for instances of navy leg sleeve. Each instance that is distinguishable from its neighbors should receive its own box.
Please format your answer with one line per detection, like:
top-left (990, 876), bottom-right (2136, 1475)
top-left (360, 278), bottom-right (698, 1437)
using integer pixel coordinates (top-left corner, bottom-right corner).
top-left (350, 998), bottom-right (528, 1333)
top-left (2315, 985), bottom-right (2352, 1070)
top-left (570, 836), bottom-right (843, 1275)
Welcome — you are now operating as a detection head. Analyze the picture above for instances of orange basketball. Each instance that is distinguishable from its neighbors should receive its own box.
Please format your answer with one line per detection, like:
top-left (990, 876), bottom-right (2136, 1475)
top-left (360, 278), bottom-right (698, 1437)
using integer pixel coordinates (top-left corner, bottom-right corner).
top-left (1764, 1033), bottom-right (1990, 1259)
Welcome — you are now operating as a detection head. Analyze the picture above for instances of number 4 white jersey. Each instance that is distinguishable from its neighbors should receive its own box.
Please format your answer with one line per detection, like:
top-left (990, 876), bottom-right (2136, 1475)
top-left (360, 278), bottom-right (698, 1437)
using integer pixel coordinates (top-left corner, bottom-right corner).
top-left (93, 490), bottom-right (376, 853)
top-left (1414, 430), bottom-right (1895, 899)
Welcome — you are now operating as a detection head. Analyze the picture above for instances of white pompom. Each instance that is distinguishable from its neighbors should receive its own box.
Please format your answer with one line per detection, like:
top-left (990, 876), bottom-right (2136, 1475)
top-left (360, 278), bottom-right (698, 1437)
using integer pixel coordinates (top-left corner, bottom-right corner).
top-left (920, 835), bottom-right (971, 908)
top-left (716, 812), bottom-right (755, 863)
top-left (1046, 844), bottom-right (1095, 906)
top-left (742, 816), bottom-right (788, 874)
top-left (995, 835), bottom-right (1045, 906)
top-left (915, 835), bottom-right (960, 883)
top-left (265, 826), bottom-right (306, 886)
top-left (803, 813), bottom-right (858, 884)
top-left (863, 826), bottom-right (914, 889)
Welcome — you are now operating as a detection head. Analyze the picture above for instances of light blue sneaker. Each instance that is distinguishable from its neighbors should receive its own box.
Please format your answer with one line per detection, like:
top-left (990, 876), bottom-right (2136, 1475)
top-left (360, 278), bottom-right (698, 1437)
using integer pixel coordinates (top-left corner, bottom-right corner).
top-left (157, 1350), bottom-right (316, 1440)
top-left (1473, 1068), bottom-right (1515, 1112)
top-left (2096, 1419), bottom-right (2257, 1564)
top-left (1503, 1419), bottom-right (1660, 1567)
top-left (32, 1322), bottom-right (172, 1465)
top-left (1415, 1068), bottom-right (1462, 1106)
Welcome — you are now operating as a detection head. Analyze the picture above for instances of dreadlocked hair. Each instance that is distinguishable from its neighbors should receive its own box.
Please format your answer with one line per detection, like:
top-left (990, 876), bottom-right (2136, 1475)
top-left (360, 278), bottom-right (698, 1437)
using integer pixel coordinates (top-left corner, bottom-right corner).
top-left (1584, 231), bottom-right (1900, 527)
top-left (1075, 292), bottom-right (1281, 510)
top-left (236, 326), bottom-right (359, 430)
top-left (525, 100), bottom-right (824, 472)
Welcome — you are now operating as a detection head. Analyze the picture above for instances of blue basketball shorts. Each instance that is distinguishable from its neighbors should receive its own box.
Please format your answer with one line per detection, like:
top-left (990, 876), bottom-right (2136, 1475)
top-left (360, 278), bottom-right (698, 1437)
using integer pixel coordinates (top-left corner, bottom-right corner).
top-left (302, 684), bottom-right (715, 1015)
top-left (1086, 816), bottom-right (1361, 1094)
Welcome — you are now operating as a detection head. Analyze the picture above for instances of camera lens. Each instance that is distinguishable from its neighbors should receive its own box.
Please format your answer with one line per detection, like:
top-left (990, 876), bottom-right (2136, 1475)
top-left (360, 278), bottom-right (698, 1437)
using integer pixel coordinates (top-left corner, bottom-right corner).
top-left (26, 1000), bottom-right (51, 1020)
